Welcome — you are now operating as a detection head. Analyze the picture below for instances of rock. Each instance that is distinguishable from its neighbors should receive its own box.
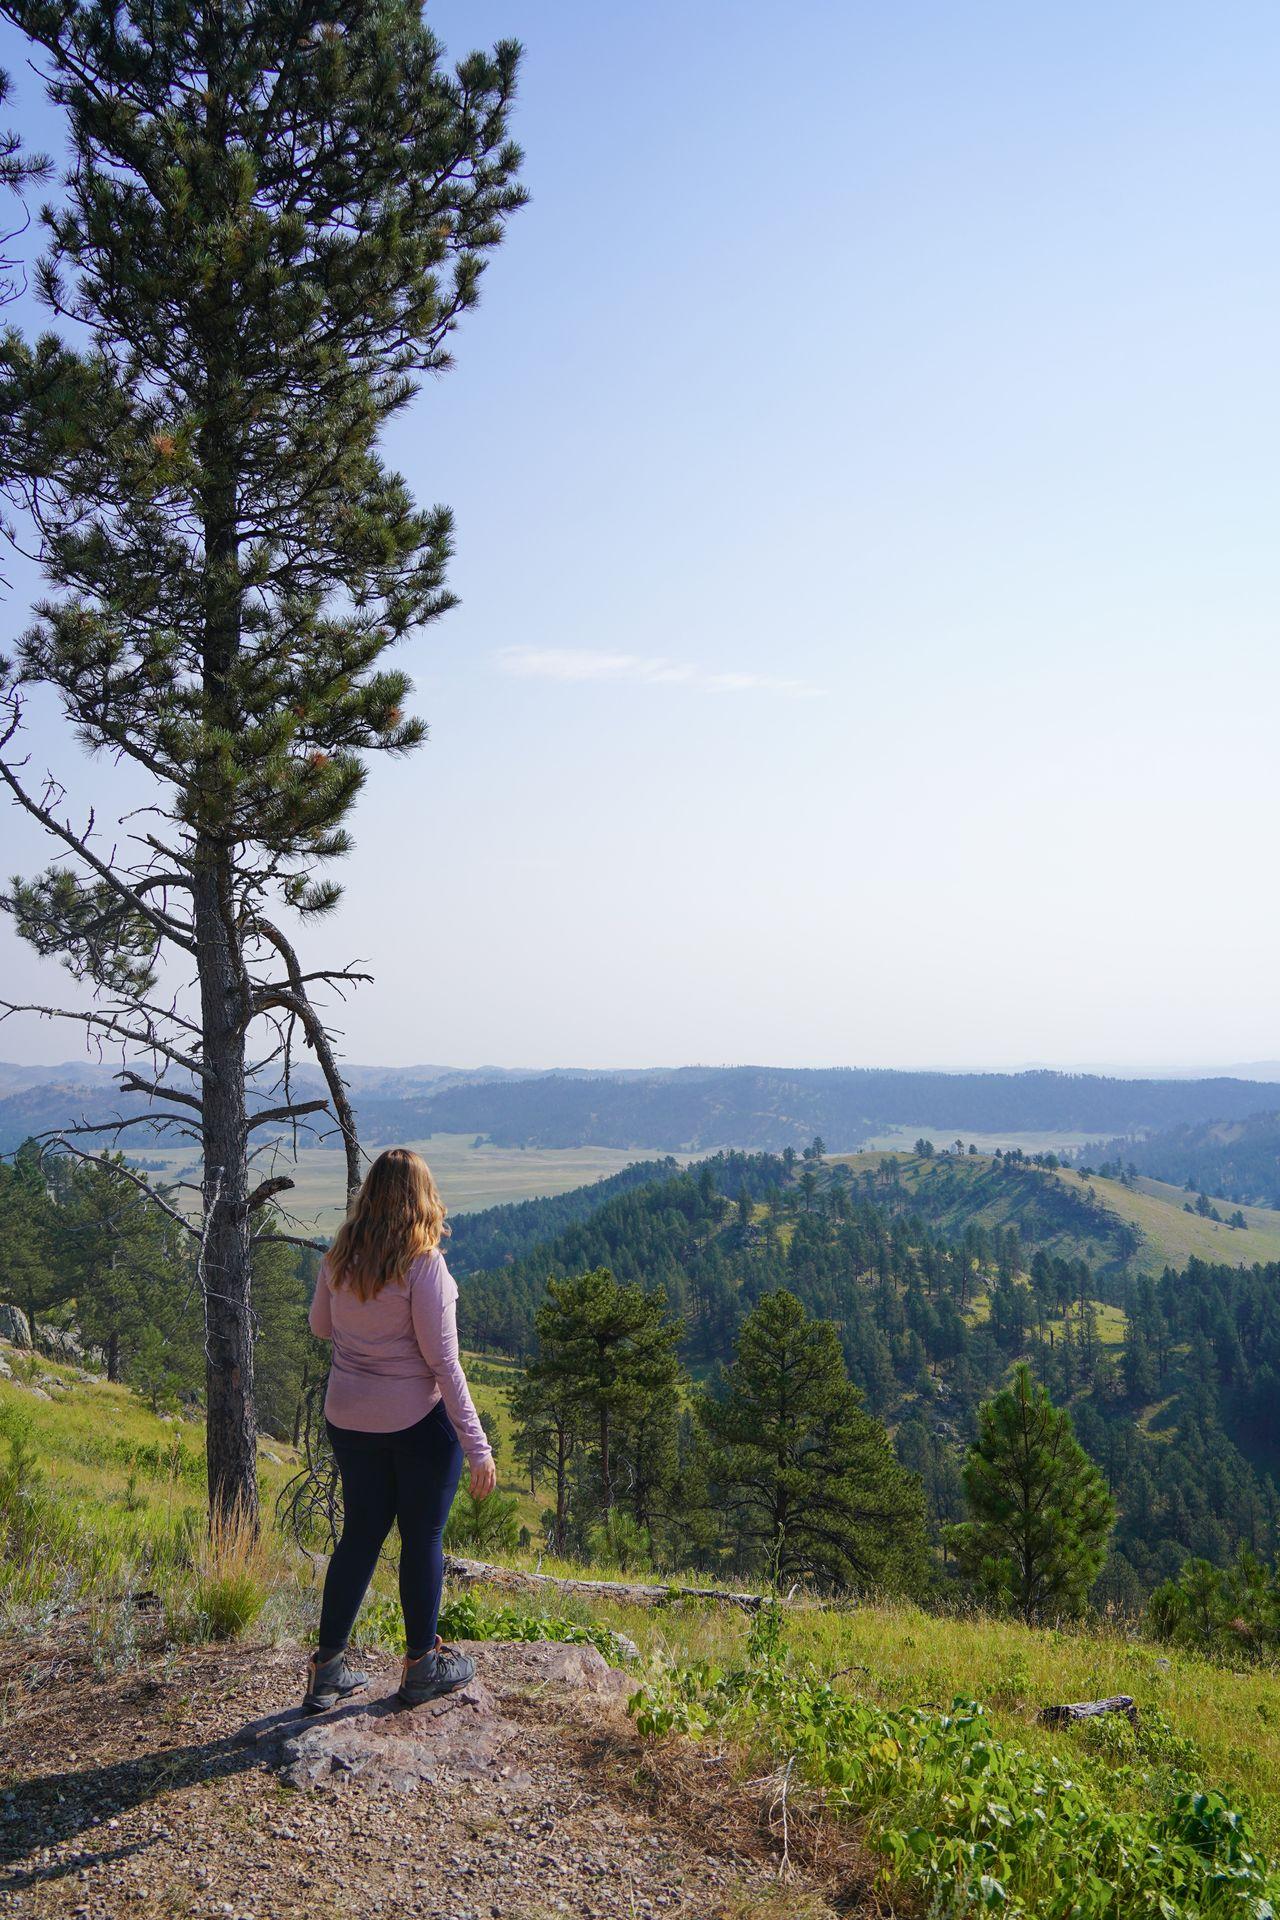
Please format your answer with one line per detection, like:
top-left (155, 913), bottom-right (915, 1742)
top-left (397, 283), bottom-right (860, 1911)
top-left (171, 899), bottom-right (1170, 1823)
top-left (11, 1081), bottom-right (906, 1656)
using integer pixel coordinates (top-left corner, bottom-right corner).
top-left (243, 1641), bottom-right (630, 1797)
top-left (280, 1677), bottom-right (517, 1792)
top-left (0, 1352), bottom-right (12, 1380)
top-left (493, 1640), bottom-right (633, 1700)
top-left (0, 1305), bottom-right (31, 1348)
top-left (36, 1327), bottom-right (86, 1363)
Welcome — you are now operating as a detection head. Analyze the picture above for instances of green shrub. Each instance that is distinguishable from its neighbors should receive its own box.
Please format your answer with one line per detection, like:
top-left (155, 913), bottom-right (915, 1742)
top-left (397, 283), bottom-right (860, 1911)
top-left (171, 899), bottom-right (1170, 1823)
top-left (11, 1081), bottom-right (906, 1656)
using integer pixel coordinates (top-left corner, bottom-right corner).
top-left (444, 1488), bottom-right (520, 1555)
top-left (1148, 1552), bottom-right (1280, 1661)
top-left (583, 1509), bottom-right (652, 1573)
top-left (628, 1639), bottom-right (1280, 1918)
top-left (357, 1586), bottom-right (630, 1664)
top-left (0, 1407), bottom-right (84, 1608)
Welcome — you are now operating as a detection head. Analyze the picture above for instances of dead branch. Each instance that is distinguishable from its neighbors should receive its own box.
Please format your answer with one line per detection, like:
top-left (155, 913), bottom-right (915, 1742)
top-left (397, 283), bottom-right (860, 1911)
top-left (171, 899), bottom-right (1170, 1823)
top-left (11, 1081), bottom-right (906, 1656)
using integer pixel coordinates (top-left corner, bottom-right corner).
top-left (253, 917), bottom-right (363, 1206)
top-left (441, 1556), bottom-right (772, 1611)
top-left (42, 1135), bottom-right (202, 1239)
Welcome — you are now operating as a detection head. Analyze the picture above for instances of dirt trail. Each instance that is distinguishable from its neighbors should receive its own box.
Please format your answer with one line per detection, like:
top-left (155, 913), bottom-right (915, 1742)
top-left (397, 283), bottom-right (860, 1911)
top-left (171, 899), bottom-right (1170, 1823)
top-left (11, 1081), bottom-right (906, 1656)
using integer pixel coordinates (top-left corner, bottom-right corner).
top-left (0, 1638), bottom-right (867, 1919)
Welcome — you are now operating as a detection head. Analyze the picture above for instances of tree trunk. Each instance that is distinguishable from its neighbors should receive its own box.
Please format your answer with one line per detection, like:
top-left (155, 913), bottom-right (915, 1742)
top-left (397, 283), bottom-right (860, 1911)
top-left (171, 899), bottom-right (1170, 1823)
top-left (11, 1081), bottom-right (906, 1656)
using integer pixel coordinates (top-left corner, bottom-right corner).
top-left (553, 1423), bottom-right (569, 1554)
top-left (599, 1406), bottom-right (613, 1515)
top-left (292, 1360), bottom-right (310, 1450)
top-left (195, 861), bottom-right (258, 1531)
top-left (106, 1328), bottom-right (119, 1384)
top-left (195, 225), bottom-right (256, 1528)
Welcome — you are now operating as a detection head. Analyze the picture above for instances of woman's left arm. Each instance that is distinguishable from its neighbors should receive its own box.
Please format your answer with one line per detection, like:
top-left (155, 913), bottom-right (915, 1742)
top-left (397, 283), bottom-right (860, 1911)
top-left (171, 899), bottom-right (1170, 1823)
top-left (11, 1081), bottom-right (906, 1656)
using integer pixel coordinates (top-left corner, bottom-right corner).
top-left (308, 1260), bottom-right (333, 1339)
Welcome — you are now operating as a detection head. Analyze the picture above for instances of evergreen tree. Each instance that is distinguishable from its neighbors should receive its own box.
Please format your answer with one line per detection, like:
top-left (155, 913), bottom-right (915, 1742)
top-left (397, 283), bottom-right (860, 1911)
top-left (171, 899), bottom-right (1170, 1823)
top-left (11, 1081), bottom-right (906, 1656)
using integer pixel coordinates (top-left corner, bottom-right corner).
top-left (0, 0), bottom-right (526, 1523)
top-left (61, 1154), bottom-right (178, 1381)
top-left (947, 1364), bottom-right (1114, 1621)
top-left (0, 61), bottom-right (49, 302)
top-left (510, 1358), bottom-right (582, 1556)
top-left (701, 1289), bottom-right (928, 1594)
top-left (522, 1268), bottom-right (683, 1525)
top-left (0, 1142), bottom-right (57, 1340)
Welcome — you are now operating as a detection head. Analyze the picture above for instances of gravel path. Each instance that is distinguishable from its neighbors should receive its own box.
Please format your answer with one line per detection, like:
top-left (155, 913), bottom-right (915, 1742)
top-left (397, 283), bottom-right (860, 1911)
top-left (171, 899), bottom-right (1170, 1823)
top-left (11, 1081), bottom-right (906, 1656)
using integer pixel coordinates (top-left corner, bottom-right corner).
top-left (0, 1638), bottom-right (862, 1919)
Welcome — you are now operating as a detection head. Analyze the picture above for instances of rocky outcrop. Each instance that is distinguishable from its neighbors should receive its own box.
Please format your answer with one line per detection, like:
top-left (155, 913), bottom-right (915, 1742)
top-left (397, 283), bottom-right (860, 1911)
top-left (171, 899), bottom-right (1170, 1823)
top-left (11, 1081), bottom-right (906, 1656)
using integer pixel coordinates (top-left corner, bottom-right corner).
top-left (36, 1326), bottom-right (92, 1364)
top-left (0, 1304), bottom-right (31, 1348)
top-left (244, 1640), bottom-right (632, 1797)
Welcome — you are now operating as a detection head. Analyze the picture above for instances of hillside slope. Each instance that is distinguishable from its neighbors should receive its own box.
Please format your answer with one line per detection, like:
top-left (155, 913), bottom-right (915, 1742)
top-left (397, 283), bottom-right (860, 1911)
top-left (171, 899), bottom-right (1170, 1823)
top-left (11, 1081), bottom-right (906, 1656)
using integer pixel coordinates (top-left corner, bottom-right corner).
top-left (456, 1149), bottom-right (1280, 1597)
top-left (1090, 1111), bottom-right (1280, 1209)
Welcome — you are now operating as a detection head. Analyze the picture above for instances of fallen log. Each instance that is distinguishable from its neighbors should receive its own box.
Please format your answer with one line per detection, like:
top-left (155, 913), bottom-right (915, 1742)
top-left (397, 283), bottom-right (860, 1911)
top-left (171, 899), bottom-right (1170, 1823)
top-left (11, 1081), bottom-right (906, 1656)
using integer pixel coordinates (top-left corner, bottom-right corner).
top-left (444, 1554), bottom-right (770, 1612)
top-left (1038, 1695), bottom-right (1138, 1727)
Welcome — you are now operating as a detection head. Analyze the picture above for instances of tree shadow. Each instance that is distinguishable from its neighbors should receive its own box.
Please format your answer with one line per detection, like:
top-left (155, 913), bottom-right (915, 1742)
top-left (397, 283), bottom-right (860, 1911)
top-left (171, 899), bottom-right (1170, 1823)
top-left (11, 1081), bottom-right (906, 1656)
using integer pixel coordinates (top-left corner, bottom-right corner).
top-left (0, 1688), bottom-right (404, 1899)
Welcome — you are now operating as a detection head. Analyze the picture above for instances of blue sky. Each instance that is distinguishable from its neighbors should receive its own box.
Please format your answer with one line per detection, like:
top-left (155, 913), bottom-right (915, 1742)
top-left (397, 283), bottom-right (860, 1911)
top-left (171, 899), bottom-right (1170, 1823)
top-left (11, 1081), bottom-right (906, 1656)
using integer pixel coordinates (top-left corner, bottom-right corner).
top-left (2, 1), bottom-right (1278, 1070)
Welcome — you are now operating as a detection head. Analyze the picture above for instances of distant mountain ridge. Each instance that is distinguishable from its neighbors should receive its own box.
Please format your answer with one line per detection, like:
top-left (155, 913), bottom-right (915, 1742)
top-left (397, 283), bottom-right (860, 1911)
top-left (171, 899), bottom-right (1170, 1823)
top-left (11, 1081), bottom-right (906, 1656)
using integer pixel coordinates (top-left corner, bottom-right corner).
top-left (5, 1060), bottom-right (1280, 1158)
top-left (351, 1065), bottom-right (1280, 1154)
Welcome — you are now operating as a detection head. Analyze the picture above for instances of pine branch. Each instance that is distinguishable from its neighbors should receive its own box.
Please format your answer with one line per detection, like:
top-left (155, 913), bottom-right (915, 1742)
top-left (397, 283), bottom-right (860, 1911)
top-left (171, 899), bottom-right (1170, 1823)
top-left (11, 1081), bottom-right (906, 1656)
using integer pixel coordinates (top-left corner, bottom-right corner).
top-left (0, 706), bottom-right (196, 953)
top-left (42, 1134), bottom-right (201, 1240)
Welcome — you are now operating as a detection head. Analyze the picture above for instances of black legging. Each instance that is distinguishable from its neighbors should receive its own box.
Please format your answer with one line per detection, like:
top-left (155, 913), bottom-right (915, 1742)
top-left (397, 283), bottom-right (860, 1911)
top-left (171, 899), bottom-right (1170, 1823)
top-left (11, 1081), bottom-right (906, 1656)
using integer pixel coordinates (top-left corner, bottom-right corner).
top-left (318, 1401), bottom-right (463, 1656)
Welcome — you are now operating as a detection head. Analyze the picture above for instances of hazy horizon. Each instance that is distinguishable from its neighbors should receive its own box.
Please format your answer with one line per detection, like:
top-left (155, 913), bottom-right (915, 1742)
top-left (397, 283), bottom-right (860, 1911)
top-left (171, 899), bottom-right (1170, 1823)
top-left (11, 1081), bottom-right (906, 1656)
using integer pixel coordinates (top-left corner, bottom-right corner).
top-left (5, 1049), bottom-right (1280, 1083)
top-left (2, 0), bottom-right (1278, 1071)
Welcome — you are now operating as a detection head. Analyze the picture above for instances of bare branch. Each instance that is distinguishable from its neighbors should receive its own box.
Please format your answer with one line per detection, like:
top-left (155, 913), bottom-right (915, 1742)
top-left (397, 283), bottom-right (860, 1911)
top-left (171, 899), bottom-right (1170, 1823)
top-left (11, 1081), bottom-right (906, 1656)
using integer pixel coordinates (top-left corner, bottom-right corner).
top-left (245, 1096), bottom-right (328, 1132)
top-left (42, 1134), bottom-right (202, 1240)
top-left (253, 916), bottom-right (361, 1204)
top-left (116, 1069), bottom-right (203, 1113)
top-left (0, 705), bottom-right (197, 954)
top-left (247, 1173), bottom-right (294, 1212)
top-left (0, 998), bottom-right (210, 1075)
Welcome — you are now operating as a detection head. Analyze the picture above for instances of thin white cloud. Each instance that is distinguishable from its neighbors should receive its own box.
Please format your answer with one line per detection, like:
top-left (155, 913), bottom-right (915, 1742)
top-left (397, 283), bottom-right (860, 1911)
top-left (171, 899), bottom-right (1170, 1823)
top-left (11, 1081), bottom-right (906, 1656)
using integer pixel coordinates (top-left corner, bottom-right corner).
top-left (497, 647), bottom-right (821, 699)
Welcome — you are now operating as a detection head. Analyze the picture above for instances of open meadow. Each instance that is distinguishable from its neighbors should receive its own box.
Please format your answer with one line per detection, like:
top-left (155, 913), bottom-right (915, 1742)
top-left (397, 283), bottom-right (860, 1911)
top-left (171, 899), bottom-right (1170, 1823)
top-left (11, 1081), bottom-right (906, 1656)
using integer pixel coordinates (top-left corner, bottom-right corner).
top-left (136, 1132), bottom-right (654, 1235)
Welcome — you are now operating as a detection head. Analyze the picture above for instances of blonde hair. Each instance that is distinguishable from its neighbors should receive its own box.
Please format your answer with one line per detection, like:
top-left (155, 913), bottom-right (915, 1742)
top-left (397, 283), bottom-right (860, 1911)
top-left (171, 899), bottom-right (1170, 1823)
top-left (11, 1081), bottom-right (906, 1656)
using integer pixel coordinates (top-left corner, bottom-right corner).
top-left (327, 1148), bottom-right (447, 1301)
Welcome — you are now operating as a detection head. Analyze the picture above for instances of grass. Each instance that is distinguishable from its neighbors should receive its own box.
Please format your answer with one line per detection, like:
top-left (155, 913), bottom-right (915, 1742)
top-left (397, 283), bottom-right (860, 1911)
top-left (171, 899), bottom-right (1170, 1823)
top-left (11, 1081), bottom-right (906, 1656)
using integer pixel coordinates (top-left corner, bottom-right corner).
top-left (863, 1125), bottom-right (1115, 1156)
top-left (832, 1147), bottom-right (1280, 1278)
top-left (1047, 1165), bottom-right (1280, 1273)
top-left (137, 1132), bottom-right (656, 1234)
top-left (7, 1353), bottom-right (1280, 1912)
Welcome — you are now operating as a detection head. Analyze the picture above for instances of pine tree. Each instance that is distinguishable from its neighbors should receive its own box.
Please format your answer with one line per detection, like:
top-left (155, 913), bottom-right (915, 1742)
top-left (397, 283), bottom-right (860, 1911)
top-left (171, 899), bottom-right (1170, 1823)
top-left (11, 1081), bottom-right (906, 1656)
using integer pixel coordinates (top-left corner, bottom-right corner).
top-left (947, 1364), bottom-right (1114, 1621)
top-left (522, 1268), bottom-right (684, 1526)
top-left (701, 1289), bottom-right (929, 1593)
top-left (0, 61), bottom-right (49, 302)
top-left (61, 1154), bottom-right (179, 1381)
top-left (510, 1361), bottom-right (581, 1556)
top-left (0, 1), bottom-right (525, 1523)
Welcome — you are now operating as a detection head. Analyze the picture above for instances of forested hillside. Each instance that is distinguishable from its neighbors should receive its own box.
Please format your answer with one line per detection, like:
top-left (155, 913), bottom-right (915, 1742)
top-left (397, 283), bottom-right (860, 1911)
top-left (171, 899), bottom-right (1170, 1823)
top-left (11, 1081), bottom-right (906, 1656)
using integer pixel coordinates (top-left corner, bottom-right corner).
top-left (457, 1148), bottom-right (1280, 1602)
top-left (355, 1064), bottom-right (1280, 1151)
top-left (9, 1060), bottom-right (1280, 1160)
top-left (445, 1158), bottom-right (679, 1272)
top-left (1088, 1112), bottom-right (1280, 1209)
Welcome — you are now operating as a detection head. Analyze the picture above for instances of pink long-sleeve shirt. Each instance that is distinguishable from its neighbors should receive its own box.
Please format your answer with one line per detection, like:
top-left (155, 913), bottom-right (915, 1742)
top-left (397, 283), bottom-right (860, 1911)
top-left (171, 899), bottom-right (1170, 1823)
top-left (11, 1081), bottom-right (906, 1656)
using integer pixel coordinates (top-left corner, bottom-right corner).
top-left (308, 1247), bottom-right (492, 1461)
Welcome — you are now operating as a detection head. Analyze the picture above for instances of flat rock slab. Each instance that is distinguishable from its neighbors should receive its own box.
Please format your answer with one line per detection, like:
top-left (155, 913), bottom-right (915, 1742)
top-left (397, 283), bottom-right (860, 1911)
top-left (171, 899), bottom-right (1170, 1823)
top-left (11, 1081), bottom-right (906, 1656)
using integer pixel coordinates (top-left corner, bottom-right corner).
top-left (241, 1639), bottom-right (631, 1796)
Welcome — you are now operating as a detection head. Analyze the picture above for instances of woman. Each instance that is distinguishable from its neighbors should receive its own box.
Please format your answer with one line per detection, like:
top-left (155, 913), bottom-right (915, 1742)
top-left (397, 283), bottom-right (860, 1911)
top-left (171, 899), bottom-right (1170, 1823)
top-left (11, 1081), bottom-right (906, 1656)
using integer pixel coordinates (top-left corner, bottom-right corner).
top-left (302, 1147), bottom-right (496, 1713)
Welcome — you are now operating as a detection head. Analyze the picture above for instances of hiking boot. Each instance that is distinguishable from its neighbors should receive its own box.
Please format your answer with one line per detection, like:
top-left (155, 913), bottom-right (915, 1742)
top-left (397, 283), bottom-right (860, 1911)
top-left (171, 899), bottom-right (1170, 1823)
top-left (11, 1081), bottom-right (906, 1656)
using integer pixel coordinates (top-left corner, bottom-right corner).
top-left (398, 1641), bottom-right (476, 1707)
top-left (301, 1648), bottom-right (369, 1714)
